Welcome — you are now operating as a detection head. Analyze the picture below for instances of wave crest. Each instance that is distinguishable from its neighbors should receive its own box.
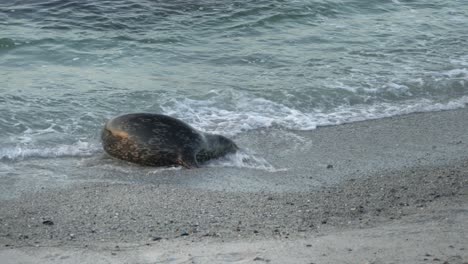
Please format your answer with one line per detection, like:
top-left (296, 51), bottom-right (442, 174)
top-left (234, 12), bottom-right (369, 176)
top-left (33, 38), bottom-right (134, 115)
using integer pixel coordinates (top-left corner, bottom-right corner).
top-left (161, 91), bottom-right (468, 136)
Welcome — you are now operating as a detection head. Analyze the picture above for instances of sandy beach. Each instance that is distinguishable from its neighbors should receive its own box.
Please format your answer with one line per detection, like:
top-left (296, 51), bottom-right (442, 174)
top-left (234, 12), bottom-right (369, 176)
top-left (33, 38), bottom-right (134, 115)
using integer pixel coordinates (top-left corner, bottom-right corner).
top-left (1, 108), bottom-right (467, 263)
top-left (2, 0), bottom-right (468, 263)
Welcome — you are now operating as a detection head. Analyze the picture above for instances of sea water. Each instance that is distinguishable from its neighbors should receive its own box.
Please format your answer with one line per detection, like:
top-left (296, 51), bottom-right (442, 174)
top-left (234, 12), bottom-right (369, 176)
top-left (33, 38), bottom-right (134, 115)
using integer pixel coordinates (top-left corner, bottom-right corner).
top-left (0, 0), bottom-right (467, 196)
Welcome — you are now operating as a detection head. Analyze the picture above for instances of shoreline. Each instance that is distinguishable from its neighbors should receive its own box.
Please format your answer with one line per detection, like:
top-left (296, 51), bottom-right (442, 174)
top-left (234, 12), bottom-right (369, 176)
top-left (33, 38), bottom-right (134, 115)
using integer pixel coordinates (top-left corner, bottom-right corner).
top-left (1, 158), bottom-right (466, 263)
top-left (1, 108), bottom-right (467, 263)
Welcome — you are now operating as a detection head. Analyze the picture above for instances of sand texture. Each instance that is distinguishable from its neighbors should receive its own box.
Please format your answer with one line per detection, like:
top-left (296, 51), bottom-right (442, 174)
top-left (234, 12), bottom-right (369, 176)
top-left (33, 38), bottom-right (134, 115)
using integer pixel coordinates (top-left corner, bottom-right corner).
top-left (1, 108), bottom-right (467, 263)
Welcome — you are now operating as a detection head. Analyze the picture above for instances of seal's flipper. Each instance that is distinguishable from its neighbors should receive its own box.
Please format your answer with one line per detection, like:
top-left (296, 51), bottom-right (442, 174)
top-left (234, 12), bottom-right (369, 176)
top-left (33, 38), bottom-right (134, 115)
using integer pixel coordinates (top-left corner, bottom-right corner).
top-left (177, 154), bottom-right (199, 169)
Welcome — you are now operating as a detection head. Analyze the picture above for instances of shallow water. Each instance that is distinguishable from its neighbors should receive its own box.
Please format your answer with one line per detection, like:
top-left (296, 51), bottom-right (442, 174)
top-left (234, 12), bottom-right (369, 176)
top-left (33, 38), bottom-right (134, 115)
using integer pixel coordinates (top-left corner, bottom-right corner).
top-left (0, 0), bottom-right (467, 191)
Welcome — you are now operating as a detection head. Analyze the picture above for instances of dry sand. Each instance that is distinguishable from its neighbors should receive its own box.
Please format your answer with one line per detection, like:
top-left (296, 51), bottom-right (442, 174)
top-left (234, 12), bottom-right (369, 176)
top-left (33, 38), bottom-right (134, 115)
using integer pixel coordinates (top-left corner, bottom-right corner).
top-left (0, 108), bottom-right (467, 263)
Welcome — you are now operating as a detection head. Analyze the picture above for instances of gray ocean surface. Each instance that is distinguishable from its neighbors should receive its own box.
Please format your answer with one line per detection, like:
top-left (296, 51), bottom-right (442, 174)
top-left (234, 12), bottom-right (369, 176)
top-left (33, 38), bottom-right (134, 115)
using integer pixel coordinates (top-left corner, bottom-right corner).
top-left (0, 0), bottom-right (467, 196)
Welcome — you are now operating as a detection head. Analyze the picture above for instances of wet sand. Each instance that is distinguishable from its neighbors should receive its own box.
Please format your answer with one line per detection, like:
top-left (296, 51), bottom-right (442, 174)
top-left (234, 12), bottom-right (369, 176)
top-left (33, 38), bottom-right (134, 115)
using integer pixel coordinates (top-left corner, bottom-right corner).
top-left (1, 108), bottom-right (467, 263)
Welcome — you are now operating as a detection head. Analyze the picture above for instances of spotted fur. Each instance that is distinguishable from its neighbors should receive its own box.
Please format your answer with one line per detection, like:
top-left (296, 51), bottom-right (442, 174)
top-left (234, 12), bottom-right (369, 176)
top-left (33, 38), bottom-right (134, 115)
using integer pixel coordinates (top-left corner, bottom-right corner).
top-left (102, 113), bottom-right (238, 168)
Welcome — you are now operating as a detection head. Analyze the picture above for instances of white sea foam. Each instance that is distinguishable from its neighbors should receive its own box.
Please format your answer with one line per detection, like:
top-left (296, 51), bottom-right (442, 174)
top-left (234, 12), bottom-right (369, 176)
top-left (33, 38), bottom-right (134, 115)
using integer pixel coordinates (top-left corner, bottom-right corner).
top-left (450, 56), bottom-right (468, 67)
top-left (0, 141), bottom-right (100, 160)
top-left (384, 82), bottom-right (411, 96)
top-left (205, 150), bottom-right (287, 172)
top-left (161, 91), bottom-right (468, 136)
top-left (161, 94), bottom-right (318, 136)
top-left (313, 97), bottom-right (468, 126)
top-left (442, 68), bottom-right (468, 79)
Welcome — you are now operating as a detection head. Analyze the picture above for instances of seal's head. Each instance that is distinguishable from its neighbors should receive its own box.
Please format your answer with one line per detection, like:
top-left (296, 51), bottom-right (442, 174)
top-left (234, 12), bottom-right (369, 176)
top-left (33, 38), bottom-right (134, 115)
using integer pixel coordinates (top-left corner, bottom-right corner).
top-left (196, 134), bottom-right (238, 163)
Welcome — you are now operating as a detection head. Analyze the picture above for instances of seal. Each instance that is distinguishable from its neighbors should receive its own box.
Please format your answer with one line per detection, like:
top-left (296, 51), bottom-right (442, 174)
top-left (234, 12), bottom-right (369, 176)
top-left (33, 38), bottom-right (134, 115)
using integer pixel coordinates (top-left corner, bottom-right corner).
top-left (101, 113), bottom-right (238, 168)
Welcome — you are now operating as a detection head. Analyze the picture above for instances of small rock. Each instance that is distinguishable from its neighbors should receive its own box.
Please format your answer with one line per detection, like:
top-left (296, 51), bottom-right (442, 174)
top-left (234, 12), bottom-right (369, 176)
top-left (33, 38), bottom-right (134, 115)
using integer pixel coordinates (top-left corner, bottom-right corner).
top-left (202, 232), bottom-right (220, 237)
top-left (42, 220), bottom-right (54, 226)
top-left (111, 252), bottom-right (117, 256)
top-left (253, 230), bottom-right (259, 234)
top-left (253, 256), bottom-right (270, 262)
top-left (326, 164), bottom-right (333, 169)
top-left (306, 244), bottom-right (312, 247)
top-left (180, 232), bottom-right (189, 237)
top-left (151, 236), bottom-right (162, 241)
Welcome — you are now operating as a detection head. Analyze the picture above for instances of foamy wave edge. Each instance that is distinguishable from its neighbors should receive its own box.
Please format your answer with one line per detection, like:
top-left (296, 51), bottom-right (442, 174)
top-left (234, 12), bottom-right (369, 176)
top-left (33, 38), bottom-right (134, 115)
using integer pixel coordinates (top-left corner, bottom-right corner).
top-left (0, 141), bottom-right (100, 161)
top-left (162, 95), bottom-right (468, 136)
top-left (205, 150), bottom-right (287, 172)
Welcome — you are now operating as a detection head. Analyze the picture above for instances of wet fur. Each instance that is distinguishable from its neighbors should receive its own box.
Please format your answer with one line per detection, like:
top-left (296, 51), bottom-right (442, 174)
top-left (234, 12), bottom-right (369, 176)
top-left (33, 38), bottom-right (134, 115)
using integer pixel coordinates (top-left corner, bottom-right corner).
top-left (102, 113), bottom-right (238, 168)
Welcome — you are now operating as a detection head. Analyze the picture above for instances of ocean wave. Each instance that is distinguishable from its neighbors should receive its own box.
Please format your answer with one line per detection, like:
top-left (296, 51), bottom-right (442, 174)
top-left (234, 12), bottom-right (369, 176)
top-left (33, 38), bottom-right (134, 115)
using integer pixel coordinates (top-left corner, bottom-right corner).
top-left (0, 141), bottom-right (100, 161)
top-left (161, 92), bottom-right (468, 136)
top-left (1, 0), bottom-right (412, 38)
